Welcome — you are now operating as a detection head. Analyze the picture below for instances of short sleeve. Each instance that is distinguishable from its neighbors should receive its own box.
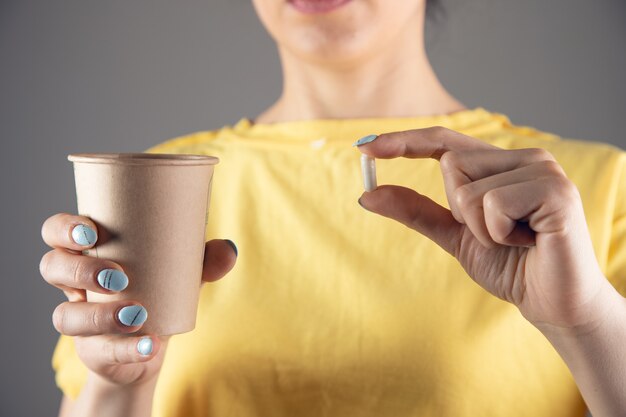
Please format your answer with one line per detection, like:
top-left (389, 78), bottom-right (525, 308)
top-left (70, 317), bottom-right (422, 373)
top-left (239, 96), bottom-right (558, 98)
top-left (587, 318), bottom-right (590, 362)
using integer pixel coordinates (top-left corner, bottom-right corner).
top-left (606, 152), bottom-right (626, 296)
top-left (51, 335), bottom-right (88, 400)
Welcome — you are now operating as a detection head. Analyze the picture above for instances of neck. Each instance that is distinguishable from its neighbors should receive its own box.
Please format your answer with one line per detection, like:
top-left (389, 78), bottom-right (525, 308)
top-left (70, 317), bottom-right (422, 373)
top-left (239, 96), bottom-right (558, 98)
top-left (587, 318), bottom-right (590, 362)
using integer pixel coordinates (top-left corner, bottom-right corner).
top-left (256, 18), bottom-right (464, 123)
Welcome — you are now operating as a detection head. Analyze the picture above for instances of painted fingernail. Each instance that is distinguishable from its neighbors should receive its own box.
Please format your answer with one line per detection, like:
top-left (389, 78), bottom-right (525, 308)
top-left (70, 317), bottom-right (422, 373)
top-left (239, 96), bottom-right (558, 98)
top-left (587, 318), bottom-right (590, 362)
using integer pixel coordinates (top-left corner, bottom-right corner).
top-left (71, 224), bottom-right (97, 246)
top-left (118, 305), bottom-right (148, 327)
top-left (225, 239), bottom-right (238, 257)
top-left (97, 269), bottom-right (129, 292)
top-left (137, 337), bottom-right (153, 356)
top-left (353, 134), bottom-right (378, 147)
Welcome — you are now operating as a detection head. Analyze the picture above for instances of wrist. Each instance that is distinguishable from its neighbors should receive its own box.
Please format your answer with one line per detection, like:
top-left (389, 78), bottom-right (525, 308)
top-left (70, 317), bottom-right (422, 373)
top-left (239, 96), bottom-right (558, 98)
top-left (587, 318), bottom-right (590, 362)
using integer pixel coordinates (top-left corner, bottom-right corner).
top-left (71, 372), bottom-right (158, 417)
top-left (530, 281), bottom-right (626, 417)
top-left (533, 278), bottom-right (625, 340)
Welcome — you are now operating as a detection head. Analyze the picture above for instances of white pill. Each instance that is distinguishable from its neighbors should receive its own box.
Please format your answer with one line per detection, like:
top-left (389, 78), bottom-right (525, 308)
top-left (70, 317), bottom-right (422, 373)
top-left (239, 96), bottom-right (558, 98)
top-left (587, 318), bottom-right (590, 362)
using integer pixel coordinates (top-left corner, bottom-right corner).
top-left (360, 154), bottom-right (377, 192)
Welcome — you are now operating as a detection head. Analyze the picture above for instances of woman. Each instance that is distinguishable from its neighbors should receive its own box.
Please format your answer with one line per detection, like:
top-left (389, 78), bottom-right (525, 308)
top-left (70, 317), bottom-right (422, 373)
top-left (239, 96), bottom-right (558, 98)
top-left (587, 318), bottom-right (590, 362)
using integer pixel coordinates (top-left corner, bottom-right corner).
top-left (43, 0), bottom-right (626, 416)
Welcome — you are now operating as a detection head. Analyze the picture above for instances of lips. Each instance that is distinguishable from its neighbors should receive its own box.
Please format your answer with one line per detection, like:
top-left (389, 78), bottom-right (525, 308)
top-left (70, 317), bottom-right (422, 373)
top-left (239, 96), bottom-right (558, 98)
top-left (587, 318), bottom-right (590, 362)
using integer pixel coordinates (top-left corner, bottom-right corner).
top-left (288, 0), bottom-right (353, 14)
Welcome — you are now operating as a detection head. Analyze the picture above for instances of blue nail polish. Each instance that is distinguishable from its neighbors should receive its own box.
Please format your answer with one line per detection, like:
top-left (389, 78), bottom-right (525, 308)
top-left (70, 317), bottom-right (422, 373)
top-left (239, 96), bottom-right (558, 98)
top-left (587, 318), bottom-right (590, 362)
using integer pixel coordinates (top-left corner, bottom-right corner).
top-left (137, 337), bottom-right (153, 356)
top-left (353, 134), bottom-right (378, 147)
top-left (225, 239), bottom-right (238, 257)
top-left (97, 269), bottom-right (129, 292)
top-left (72, 224), bottom-right (97, 246)
top-left (118, 305), bottom-right (147, 327)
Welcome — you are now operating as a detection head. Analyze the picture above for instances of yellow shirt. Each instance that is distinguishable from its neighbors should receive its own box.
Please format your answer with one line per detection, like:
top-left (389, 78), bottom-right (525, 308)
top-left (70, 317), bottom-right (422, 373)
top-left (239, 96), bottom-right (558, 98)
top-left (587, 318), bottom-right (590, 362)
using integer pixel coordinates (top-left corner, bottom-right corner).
top-left (52, 108), bottom-right (626, 417)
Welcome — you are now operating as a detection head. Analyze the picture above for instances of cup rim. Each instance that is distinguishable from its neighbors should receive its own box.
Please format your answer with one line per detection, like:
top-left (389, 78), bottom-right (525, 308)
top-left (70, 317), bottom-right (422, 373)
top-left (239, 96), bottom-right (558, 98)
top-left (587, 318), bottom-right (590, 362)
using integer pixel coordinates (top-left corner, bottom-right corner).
top-left (68, 153), bottom-right (219, 166)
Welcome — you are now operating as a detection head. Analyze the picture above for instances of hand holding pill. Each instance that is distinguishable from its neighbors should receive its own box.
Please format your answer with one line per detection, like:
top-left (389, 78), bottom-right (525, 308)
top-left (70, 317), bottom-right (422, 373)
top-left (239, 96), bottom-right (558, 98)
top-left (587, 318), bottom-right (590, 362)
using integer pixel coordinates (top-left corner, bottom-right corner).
top-left (354, 127), bottom-right (614, 333)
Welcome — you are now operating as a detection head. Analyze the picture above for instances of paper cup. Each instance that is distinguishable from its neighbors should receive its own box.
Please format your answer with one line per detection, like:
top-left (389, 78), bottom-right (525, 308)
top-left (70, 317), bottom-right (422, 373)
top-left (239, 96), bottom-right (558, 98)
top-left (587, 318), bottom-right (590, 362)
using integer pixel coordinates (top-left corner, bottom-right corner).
top-left (68, 153), bottom-right (219, 335)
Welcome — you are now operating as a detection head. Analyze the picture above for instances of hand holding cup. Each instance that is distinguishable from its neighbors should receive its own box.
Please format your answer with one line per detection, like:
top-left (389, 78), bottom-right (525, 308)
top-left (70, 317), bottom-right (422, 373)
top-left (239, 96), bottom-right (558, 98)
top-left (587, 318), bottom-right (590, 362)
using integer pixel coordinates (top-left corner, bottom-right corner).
top-left (40, 153), bottom-right (237, 387)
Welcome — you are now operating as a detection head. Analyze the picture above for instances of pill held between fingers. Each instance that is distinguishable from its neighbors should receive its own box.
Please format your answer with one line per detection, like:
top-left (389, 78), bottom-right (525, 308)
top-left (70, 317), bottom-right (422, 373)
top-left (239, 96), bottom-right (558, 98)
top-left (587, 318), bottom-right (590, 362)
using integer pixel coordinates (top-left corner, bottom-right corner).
top-left (360, 154), bottom-right (377, 192)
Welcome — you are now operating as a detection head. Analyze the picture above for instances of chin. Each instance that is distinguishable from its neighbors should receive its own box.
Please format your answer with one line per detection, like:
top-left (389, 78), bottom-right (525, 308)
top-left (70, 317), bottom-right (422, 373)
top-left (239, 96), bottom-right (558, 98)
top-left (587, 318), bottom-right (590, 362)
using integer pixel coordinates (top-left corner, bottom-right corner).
top-left (253, 0), bottom-right (424, 67)
top-left (254, 0), bottom-right (381, 66)
top-left (285, 19), bottom-right (376, 66)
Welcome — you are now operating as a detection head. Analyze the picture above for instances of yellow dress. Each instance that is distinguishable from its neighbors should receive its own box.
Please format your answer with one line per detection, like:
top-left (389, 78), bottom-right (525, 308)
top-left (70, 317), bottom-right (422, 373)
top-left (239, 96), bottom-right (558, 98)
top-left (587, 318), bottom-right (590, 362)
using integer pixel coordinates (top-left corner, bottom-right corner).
top-left (52, 108), bottom-right (626, 417)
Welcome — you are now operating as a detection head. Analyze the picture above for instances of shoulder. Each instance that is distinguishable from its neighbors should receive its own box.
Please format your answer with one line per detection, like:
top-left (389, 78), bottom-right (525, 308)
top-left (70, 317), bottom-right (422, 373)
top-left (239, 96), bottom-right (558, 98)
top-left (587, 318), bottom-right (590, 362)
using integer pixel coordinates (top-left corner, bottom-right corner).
top-left (475, 113), bottom-right (626, 179)
top-left (466, 112), bottom-right (626, 226)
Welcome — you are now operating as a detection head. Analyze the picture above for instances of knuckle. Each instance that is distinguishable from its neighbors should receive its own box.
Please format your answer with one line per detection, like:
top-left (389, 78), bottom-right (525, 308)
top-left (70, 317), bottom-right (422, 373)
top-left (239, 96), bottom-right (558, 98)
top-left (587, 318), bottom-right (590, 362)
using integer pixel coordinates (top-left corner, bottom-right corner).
top-left (538, 159), bottom-right (565, 176)
top-left (483, 189), bottom-right (500, 211)
top-left (439, 151), bottom-right (460, 172)
top-left (553, 177), bottom-right (580, 202)
top-left (90, 307), bottom-right (101, 331)
top-left (427, 126), bottom-right (450, 137)
top-left (526, 147), bottom-right (555, 162)
top-left (90, 304), bottom-right (110, 332)
top-left (70, 257), bottom-right (90, 288)
top-left (453, 185), bottom-right (474, 209)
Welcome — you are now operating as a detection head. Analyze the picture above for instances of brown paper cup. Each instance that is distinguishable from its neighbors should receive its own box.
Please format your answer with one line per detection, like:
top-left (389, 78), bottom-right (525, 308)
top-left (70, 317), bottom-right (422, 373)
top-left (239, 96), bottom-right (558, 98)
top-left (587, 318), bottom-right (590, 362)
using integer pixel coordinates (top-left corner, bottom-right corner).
top-left (68, 153), bottom-right (219, 336)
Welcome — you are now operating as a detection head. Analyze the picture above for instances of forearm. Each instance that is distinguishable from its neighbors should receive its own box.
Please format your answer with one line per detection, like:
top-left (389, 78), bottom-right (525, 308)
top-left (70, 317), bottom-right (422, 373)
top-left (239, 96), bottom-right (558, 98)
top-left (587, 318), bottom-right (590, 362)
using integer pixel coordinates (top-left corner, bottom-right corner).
top-left (68, 371), bottom-right (158, 417)
top-left (536, 282), bottom-right (626, 417)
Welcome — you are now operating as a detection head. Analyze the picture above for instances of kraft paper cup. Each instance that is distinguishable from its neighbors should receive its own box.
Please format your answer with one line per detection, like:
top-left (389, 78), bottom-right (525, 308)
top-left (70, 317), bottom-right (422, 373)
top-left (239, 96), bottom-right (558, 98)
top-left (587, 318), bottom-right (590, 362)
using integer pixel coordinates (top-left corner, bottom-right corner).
top-left (68, 153), bottom-right (219, 335)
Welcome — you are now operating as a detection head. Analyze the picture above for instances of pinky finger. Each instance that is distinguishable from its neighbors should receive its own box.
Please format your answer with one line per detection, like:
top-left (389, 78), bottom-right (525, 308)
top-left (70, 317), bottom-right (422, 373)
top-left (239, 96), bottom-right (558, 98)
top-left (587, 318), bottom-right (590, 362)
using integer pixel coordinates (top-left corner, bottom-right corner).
top-left (76, 334), bottom-right (161, 368)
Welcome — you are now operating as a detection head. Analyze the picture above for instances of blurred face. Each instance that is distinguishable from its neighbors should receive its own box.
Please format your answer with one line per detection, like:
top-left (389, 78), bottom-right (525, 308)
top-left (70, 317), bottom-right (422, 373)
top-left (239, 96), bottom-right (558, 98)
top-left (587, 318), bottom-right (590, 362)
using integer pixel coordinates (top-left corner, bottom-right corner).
top-left (251, 0), bottom-right (426, 67)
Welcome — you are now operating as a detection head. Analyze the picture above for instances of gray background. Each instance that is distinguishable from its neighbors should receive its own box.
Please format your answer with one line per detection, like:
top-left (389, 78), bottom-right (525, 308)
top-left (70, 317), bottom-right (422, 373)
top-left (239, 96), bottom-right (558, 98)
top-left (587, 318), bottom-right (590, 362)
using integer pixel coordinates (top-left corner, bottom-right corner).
top-left (1, 0), bottom-right (625, 415)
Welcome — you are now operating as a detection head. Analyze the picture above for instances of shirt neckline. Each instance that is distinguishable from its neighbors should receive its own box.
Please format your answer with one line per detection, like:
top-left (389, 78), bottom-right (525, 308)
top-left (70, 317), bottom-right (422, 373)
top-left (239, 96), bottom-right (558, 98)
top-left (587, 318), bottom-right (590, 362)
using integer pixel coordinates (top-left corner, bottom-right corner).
top-left (230, 107), bottom-right (506, 142)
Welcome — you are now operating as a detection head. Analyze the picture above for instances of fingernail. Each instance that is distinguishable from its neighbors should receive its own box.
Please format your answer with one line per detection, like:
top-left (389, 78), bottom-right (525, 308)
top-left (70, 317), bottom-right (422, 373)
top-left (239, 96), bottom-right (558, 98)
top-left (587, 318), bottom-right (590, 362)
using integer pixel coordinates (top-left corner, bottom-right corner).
top-left (72, 224), bottom-right (97, 246)
top-left (118, 305), bottom-right (148, 327)
top-left (97, 269), bottom-right (129, 292)
top-left (225, 239), bottom-right (238, 257)
top-left (137, 337), bottom-right (153, 356)
top-left (353, 134), bottom-right (378, 147)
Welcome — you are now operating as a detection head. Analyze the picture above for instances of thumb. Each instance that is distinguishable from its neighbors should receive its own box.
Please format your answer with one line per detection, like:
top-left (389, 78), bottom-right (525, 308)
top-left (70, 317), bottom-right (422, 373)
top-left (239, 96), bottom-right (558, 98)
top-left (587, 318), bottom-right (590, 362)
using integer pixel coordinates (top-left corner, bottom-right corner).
top-left (202, 239), bottom-right (238, 283)
top-left (359, 185), bottom-right (462, 256)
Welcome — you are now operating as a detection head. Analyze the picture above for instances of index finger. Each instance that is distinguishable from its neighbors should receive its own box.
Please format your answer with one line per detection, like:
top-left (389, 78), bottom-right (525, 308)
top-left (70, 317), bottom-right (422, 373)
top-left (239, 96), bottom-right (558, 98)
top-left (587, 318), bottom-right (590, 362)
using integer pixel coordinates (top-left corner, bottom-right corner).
top-left (356, 126), bottom-right (497, 160)
top-left (42, 213), bottom-right (98, 250)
